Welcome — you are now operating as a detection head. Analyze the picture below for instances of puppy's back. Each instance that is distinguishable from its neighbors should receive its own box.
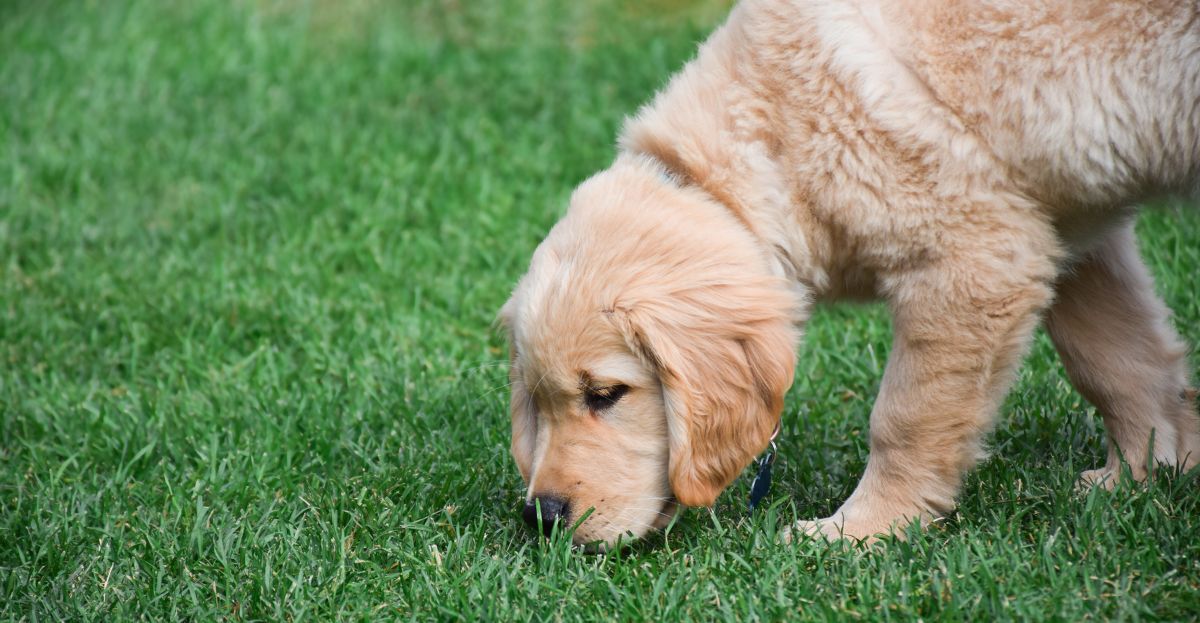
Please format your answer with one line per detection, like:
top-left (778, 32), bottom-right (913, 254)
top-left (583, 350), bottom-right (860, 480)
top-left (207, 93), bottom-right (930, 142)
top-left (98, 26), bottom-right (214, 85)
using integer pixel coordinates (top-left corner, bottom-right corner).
top-left (894, 0), bottom-right (1200, 210)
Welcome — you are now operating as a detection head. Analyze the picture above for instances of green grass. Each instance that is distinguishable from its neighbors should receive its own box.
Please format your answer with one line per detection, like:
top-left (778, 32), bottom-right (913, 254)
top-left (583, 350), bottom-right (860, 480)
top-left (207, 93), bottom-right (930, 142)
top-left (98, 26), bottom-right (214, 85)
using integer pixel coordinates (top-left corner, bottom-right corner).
top-left (2, 0), bottom-right (1199, 620)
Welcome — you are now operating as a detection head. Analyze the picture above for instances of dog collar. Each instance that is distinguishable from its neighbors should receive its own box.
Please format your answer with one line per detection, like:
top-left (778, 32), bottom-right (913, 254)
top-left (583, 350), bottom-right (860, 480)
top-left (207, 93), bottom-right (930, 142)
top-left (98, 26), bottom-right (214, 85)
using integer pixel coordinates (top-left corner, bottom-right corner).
top-left (748, 420), bottom-right (781, 512)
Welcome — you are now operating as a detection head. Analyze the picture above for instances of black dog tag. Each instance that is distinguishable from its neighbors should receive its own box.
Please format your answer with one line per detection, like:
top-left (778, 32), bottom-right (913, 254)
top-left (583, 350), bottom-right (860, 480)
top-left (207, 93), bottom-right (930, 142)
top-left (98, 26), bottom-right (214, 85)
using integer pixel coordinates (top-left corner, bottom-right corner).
top-left (748, 449), bottom-right (776, 512)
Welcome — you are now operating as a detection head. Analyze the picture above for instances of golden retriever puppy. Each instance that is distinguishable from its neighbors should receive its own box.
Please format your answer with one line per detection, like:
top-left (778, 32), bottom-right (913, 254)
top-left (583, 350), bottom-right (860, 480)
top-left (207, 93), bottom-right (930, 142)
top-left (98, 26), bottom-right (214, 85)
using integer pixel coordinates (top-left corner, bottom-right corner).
top-left (501, 0), bottom-right (1200, 548)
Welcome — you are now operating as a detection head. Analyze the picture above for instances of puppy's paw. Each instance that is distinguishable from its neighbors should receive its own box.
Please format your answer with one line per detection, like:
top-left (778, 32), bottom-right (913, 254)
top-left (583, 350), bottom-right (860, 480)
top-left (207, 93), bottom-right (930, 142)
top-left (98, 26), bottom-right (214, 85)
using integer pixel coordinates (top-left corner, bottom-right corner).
top-left (782, 515), bottom-right (857, 544)
top-left (1076, 466), bottom-right (1121, 491)
top-left (782, 508), bottom-right (940, 545)
top-left (782, 513), bottom-right (891, 544)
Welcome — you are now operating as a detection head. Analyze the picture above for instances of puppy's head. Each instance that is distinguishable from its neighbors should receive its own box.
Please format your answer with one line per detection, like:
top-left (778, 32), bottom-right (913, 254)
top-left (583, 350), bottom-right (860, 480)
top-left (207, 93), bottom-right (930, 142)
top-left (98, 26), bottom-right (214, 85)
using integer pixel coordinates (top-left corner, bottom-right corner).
top-left (500, 158), bottom-right (798, 549)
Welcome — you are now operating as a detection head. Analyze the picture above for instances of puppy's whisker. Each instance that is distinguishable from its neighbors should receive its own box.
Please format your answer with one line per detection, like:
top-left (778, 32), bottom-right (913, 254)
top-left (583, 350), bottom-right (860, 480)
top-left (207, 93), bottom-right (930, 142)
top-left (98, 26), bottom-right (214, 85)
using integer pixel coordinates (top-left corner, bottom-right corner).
top-left (610, 511), bottom-right (660, 532)
top-left (529, 370), bottom-right (551, 397)
top-left (453, 361), bottom-right (511, 377)
top-left (476, 379), bottom-right (515, 391)
top-left (472, 380), bottom-right (517, 402)
top-left (616, 506), bottom-right (674, 520)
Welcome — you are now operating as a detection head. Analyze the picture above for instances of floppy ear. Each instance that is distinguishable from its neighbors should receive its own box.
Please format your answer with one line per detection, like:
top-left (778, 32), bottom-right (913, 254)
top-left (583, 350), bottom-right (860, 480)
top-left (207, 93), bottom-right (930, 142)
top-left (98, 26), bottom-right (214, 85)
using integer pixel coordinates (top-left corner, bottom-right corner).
top-left (498, 295), bottom-right (536, 482)
top-left (609, 276), bottom-right (798, 507)
top-left (507, 355), bottom-right (536, 482)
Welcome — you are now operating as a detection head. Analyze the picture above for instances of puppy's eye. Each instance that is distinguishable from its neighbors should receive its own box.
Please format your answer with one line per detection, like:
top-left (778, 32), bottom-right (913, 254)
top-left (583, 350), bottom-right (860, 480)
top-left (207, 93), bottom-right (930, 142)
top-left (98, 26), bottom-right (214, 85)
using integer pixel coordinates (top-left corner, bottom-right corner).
top-left (584, 384), bottom-right (629, 412)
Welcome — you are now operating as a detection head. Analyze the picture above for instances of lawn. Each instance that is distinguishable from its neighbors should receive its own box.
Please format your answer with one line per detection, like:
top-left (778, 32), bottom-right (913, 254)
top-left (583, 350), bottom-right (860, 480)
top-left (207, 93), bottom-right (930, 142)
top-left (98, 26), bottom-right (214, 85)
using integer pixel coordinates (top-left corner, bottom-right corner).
top-left (2, 0), bottom-right (1199, 620)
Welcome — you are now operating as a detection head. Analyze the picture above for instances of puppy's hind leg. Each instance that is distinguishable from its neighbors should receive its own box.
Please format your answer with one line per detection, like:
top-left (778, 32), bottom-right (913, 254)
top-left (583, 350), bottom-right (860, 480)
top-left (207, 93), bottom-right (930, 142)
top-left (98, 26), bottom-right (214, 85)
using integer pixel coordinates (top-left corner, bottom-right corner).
top-left (1046, 223), bottom-right (1200, 487)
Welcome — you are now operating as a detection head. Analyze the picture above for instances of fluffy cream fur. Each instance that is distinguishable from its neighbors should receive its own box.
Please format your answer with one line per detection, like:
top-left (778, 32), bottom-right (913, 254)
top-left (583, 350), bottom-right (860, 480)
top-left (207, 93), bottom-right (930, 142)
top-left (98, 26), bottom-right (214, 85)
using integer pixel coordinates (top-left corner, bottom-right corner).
top-left (501, 0), bottom-right (1200, 548)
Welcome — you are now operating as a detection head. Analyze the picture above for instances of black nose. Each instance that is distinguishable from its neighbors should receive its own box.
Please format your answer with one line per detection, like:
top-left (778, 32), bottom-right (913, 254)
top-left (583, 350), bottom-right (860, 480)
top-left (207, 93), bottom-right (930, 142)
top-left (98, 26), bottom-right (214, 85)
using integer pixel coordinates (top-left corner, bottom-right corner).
top-left (522, 495), bottom-right (570, 537)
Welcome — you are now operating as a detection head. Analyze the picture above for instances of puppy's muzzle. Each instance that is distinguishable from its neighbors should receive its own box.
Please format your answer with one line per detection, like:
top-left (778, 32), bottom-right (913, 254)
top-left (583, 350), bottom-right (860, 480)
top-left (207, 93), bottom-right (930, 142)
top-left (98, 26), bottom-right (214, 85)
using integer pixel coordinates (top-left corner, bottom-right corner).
top-left (522, 495), bottom-right (569, 537)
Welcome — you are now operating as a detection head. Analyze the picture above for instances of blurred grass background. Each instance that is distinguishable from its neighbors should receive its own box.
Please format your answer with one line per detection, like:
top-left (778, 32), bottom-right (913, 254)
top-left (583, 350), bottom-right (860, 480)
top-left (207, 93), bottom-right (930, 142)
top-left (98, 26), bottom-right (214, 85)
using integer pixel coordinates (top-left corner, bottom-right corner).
top-left (2, 0), bottom-right (1198, 619)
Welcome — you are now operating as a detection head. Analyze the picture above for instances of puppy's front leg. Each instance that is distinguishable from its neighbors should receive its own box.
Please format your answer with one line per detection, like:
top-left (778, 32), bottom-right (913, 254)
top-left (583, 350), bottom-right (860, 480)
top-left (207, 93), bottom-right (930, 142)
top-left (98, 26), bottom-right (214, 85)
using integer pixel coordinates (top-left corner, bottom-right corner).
top-left (791, 237), bottom-right (1058, 542)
